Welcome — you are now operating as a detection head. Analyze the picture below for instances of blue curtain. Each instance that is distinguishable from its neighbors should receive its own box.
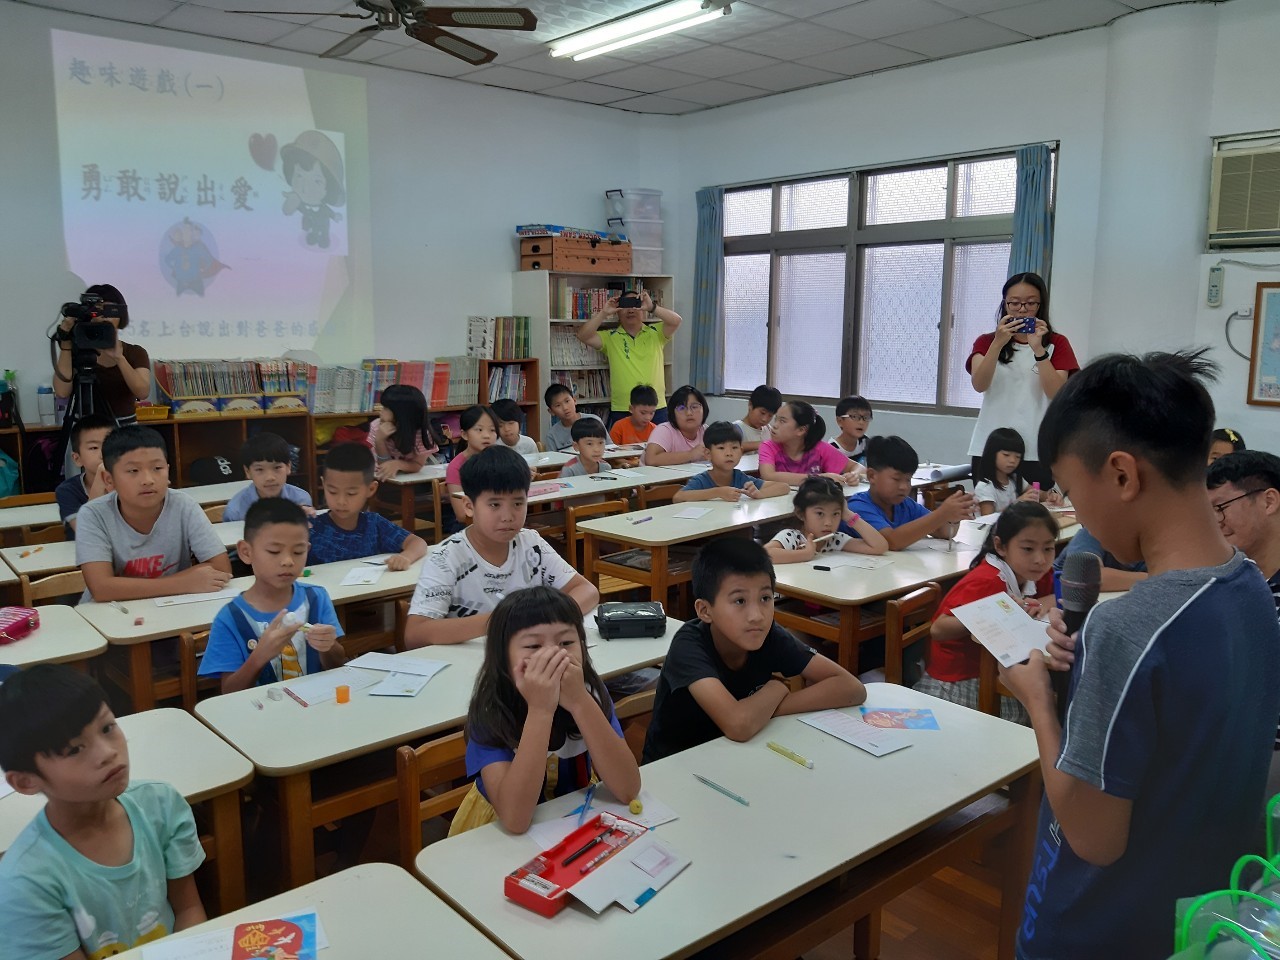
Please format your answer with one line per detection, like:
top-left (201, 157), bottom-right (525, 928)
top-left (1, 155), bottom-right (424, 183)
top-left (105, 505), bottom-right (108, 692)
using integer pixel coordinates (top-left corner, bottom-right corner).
top-left (1008, 145), bottom-right (1054, 279)
top-left (690, 186), bottom-right (725, 395)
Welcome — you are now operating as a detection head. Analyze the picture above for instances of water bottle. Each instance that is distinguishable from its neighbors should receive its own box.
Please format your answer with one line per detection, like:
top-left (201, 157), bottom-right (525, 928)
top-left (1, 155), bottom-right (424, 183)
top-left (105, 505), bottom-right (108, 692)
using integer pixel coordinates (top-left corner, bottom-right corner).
top-left (38, 384), bottom-right (56, 426)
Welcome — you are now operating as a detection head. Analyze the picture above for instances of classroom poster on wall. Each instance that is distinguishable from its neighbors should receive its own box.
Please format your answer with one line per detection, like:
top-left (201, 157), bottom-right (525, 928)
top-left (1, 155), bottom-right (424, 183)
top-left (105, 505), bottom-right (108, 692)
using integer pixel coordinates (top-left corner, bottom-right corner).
top-left (50, 29), bottom-right (371, 360)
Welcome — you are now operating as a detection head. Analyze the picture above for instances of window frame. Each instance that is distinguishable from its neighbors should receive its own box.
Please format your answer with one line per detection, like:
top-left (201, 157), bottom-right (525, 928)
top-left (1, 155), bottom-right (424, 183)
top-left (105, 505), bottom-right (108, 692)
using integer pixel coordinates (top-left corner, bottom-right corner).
top-left (720, 146), bottom-right (1056, 415)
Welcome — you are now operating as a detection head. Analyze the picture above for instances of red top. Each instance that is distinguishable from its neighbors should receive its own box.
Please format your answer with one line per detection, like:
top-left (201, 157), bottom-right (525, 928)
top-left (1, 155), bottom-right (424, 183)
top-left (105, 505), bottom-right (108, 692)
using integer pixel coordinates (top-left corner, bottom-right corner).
top-left (964, 331), bottom-right (1079, 374)
top-left (926, 563), bottom-right (1054, 683)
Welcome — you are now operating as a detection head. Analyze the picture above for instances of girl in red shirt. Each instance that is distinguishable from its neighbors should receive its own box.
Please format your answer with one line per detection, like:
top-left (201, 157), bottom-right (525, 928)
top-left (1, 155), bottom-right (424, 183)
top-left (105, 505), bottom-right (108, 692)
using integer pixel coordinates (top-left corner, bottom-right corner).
top-left (915, 502), bottom-right (1059, 723)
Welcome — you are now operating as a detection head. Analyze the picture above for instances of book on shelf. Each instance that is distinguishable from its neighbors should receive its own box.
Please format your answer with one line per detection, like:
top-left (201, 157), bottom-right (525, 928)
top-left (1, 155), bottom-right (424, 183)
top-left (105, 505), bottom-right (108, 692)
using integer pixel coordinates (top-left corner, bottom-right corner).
top-left (467, 315), bottom-right (531, 360)
top-left (551, 279), bottom-right (649, 320)
top-left (154, 359), bottom-right (308, 410)
top-left (550, 368), bottom-right (610, 401)
top-left (360, 358), bottom-right (399, 409)
top-left (397, 360), bottom-right (428, 392)
top-left (549, 329), bottom-right (606, 367)
top-left (486, 363), bottom-right (527, 403)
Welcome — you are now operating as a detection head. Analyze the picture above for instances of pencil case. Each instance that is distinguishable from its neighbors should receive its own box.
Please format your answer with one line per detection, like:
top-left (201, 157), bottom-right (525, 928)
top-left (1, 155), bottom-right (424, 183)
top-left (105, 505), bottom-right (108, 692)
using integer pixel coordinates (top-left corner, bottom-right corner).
top-left (594, 601), bottom-right (666, 640)
top-left (0, 606), bottom-right (39, 645)
top-left (505, 812), bottom-right (647, 917)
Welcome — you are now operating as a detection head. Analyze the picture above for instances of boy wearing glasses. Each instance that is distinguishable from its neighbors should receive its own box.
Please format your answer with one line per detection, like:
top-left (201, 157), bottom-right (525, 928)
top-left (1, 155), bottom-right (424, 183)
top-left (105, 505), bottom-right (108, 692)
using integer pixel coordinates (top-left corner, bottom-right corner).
top-left (829, 395), bottom-right (873, 462)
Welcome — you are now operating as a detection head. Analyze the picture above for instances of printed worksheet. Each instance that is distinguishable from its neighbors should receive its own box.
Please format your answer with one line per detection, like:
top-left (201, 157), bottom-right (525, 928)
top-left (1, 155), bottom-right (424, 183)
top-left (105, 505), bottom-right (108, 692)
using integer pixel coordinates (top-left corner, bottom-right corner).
top-left (951, 592), bottom-right (1052, 667)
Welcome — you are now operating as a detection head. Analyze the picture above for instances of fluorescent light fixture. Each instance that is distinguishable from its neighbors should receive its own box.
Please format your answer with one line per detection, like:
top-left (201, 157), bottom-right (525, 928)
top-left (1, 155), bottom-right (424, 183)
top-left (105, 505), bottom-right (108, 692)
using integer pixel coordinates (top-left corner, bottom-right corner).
top-left (549, 1), bottom-right (730, 61)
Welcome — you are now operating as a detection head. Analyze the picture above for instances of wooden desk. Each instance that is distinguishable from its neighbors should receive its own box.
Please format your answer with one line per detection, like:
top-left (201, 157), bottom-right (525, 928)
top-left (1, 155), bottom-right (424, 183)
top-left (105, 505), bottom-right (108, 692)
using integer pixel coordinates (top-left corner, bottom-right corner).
top-left (578, 493), bottom-right (803, 604)
top-left (196, 616), bottom-right (681, 889)
top-left (76, 557), bottom-right (424, 711)
top-left (0, 501), bottom-right (60, 547)
top-left (1, 522), bottom-right (243, 580)
top-left (114, 862), bottom-right (508, 959)
top-left (527, 463), bottom-right (705, 506)
top-left (771, 542), bottom-right (979, 672)
top-left (416, 684), bottom-right (1039, 960)
top-left (184, 479), bottom-right (252, 507)
top-left (0, 709), bottom-right (253, 911)
top-left (0, 604), bottom-right (107, 669)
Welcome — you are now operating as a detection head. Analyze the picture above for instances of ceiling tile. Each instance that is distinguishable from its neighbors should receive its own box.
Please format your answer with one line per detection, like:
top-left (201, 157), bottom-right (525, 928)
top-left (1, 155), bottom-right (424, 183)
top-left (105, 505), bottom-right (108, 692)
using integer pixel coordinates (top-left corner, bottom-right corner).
top-left (458, 65), bottom-right (569, 92)
top-left (539, 79), bottom-right (634, 104)
top-left (269, 25), bottom-right (353, 55)
top-left (723, 60), bottom-right (846, 92)
top-left (603, 63), bottom-right (706, 92)
top-left (609, 93), bottom-right (704, 114)
top-left (665, 78), bottom-right (769, 105)
top-left (726, 20), bottom-right (867, 59)
top-left (798, 40), bottom-right (924, 75)
top-left (21, 0), bottom-right (179, 24)
top-left (1117, 0), bottom-right (1184, 7)
top-left (650, 44), bottom-right (779, 79)
top-left (814, 0), bottom-right (962, 40)
top-left (749, 0), bottom-right (863, 16)
top-left (682, 4), bottom-right (797, 44)
top-left (610, 34), bottom-right (711, 63)
top-left (507, 51), bottom-right (636, 80)
top-left (367, 43), bottom-right (483, 75)
top-left (524, 0), bottom-right (661, 43)
top-left (931, 0), bottom-right (1042, 14)
top-left (888, 16), bottom-right (1030, 56)
top-left (981, 0), bottom-right (1134, 36)
top-left (188, 0), bottom-right (349, 27)
top-left (155, 4), bottom-right (296, 42)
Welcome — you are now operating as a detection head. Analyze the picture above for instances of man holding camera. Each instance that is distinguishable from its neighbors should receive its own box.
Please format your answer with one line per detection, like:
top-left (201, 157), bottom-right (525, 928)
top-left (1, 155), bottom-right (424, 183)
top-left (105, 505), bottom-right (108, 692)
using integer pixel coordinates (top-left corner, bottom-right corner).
top-left (575, 289), bottom-right (681, 428)
top-left (53, 284), bottom-right (152, 426)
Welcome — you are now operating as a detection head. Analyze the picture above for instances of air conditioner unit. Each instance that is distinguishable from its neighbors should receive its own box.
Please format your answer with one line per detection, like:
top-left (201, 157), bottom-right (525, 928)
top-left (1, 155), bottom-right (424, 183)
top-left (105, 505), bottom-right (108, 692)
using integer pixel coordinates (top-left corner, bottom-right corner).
top-left (1208, 140), bottom-right (1280, 248)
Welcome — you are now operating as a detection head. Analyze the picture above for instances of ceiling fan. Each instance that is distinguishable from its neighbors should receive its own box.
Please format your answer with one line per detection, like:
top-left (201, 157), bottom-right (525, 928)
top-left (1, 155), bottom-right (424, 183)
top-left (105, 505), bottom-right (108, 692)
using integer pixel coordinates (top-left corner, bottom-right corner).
top-left (231, 2), bottom-right (538, 65)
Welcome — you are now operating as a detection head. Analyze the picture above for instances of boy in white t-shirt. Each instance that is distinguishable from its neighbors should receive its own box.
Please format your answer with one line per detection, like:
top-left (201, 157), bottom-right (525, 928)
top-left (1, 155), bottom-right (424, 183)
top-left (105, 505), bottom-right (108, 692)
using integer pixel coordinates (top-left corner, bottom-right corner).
top-left (404, 445), bottom-right (599, 647)
top-left (491, 399), bottom-right (539, 456)
top-left (732, 384), bottom-right (782, 454)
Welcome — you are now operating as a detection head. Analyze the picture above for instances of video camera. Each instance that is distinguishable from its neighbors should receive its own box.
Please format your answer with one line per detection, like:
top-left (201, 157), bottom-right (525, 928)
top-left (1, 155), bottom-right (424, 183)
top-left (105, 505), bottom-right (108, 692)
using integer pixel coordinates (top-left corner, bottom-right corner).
top-left (59, 293), bottom-right (120, 352)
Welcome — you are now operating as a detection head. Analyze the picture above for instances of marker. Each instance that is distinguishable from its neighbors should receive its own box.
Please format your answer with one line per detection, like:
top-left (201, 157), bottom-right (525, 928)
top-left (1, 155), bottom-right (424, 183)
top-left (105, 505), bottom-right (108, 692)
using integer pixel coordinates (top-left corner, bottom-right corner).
top-left (630, 516), bottom-right (653, 525)
top-left (283, 686), bottom-right (308, 708)
top-left (767, 741), bottom-right (814, 769)
top-left (251, 698), bottom-right (264, 711)
top-left (693, 773), bottom-right (749, 806)
top-left (562, 830), bottom-right (609, 867)
top-left (813, 565), bottom-right (832, 572)
top-left (110, 601), bottom-right (129, 614)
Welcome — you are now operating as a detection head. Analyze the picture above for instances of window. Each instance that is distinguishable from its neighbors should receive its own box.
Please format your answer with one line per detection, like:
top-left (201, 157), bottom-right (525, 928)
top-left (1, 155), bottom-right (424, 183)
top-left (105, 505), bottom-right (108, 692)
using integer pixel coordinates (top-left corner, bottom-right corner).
top-left (721, 148), bottom-right (1053, 413)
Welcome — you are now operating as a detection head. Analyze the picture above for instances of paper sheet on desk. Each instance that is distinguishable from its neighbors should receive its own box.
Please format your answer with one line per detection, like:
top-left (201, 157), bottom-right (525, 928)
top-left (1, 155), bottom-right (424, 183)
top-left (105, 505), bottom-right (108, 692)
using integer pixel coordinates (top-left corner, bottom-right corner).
top-left (284, 667), bottom-right (379, 705)
top-left (155, 587), bottom-right (240, 607)
top-left (610, 468), bottom-right (643, 478)
top-left (340, 566), bottom-right (384, 586)
top-left (951, 593), bottom-right (1051, 668)
top-left (814, 555), bottom-right (892, 570)
top-left (800, 709), bottom-right (911, 757)
top-left (142, 909), bottom-right (329, 959)
top-left (368, 673), bottom-right (432, 697)
top-left (347, 652), bottom-right (449, 679)
top-left (526, 789), bottom-right (678, 850)
top-left (955, 519), bottom-right (995, 548)
top-left (673, 506), bottom-right (712, 519)
top-left (571, 833), bottom-right (691, 915)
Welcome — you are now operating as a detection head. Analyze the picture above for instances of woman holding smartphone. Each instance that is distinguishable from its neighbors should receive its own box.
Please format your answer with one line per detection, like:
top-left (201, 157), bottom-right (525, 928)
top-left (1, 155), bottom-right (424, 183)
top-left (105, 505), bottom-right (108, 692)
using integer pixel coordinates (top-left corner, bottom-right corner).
top-left (966, 272), bottom-right (1079, 488)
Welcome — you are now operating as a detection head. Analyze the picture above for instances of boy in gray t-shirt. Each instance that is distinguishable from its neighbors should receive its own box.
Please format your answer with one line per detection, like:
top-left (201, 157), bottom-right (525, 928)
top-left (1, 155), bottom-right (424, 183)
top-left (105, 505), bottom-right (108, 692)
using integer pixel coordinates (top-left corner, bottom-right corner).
top-left (75, 426), bottom-right (232, 604)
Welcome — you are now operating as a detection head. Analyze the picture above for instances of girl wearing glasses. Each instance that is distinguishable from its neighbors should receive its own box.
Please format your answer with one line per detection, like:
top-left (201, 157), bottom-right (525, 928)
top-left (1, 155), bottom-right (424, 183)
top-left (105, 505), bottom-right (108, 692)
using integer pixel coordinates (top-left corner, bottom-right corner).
top-left (967, 272), bottom-right (1079, 488)
top-left (642, 384), bottom-right (710, 466)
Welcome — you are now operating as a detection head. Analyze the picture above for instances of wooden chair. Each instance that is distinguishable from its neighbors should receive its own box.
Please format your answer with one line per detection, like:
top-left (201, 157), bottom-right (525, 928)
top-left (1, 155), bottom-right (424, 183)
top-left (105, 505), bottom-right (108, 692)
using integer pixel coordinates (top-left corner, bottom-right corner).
top-left (22, 523), bottom-right (67, 545)
top-left (202, 503), bottom-right (226, 523)
top-left (178, 629), bottom-right (220, 713)
top-left (977, 647), bottom-right (1016, 717)
top-left (564, 497), bottom-right (629, 567)
top-left (883, 583), bottom-right (941, 687)
top-left (0, 492), bottom-right (56, 508)
top-left (395, 732), bottom-right (470, 871)
top-left (921, 484), bottom-right (965, 511)
top-left (638, 483), bottom-right (683, 510)
top-left (613, 688), bottom-right (656, 763)
top-left (20, 570), bottom-right (86, 607)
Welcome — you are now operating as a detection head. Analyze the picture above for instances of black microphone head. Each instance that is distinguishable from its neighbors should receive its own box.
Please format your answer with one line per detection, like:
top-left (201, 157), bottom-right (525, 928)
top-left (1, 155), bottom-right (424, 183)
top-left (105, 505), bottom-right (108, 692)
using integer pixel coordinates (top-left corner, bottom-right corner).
top-left (1061, 551), bottom-right (1102, 613)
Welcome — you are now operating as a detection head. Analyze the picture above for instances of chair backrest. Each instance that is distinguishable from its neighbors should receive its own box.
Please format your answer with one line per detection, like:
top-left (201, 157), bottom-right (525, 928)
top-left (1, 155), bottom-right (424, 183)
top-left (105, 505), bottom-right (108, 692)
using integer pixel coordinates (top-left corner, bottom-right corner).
top-left (613, 688), bottom-right (656, 721)
top-left (20, 570), bottom-right (86, 606)
top-left (393, 598), bottom-right (409, 653)
top-left (564, 498), bottom-right (630, 569)
top-left (0, 492), bottom-right (56, 508)
top-left (23, 524), bottom-right (67, 545)
top-left (203, 503), bottom-right (226, 523)
top-left (178, 629), bottom-right (214, 713)
top-left (883, 582), bottom-right (941, 686)
top-left (396, 732), bottom-right (469, 871)
top-left (638, 483), bottom-right (683, 510)
top-left (921, 484), bottom-right (965, 511)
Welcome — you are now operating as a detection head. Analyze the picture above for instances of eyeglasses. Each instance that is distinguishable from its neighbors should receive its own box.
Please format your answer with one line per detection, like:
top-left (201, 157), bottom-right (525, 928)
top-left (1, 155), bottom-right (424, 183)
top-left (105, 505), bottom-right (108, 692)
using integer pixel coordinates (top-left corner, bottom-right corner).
top-left (676, 402), bottom-right (703, 413)
top-left (1211, 488), bottom-right (1264, 521)
top-left (837, 413), bottom-right (871, 423)
top-left (1004, 299), bottom-right (1041, 311)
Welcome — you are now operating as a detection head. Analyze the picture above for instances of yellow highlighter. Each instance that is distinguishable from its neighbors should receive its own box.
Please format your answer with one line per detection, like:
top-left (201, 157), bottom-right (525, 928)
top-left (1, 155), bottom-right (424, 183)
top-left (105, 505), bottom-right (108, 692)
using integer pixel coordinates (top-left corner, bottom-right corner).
top-left (767, 741), bottom-right (814, 769)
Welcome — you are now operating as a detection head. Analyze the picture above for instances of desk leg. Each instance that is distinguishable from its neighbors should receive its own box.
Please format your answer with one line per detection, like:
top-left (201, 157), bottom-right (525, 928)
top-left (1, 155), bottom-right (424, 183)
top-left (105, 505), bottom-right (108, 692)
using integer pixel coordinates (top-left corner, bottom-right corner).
top-left (278, 773), bottom-right (316, 888)
top-left (128, 644), bottom-right (156, 713)
top-left (649, 545), bottom-right (669, 606)
top-left (853, 911), bottom-right (882, 960)
top-left (997, 769), bottom-right (1042, 960)
top-left (837, 606), bottom-right (858, 675)
top-left (400, 483), bottom-right (414, 533)
top-left (208, 790), bottom-right (246, 912)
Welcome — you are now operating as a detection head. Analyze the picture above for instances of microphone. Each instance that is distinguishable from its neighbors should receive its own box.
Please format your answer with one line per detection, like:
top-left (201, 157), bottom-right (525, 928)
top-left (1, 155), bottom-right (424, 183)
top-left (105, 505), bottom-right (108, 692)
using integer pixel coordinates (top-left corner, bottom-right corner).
top-left (1053, 551), bottom-right (1102, 724)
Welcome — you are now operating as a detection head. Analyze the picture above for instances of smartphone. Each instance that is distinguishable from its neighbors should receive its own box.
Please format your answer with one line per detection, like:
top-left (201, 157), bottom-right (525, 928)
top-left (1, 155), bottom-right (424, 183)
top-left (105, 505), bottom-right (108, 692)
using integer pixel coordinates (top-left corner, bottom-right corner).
top-left (1016, 317), bottom-right (1038, 334)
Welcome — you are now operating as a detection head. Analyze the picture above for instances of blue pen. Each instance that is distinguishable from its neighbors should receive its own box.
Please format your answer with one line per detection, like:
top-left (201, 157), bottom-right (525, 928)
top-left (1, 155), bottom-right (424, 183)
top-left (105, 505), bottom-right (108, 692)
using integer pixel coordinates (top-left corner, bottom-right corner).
top-left (576, 782), bottom-right (599, 827)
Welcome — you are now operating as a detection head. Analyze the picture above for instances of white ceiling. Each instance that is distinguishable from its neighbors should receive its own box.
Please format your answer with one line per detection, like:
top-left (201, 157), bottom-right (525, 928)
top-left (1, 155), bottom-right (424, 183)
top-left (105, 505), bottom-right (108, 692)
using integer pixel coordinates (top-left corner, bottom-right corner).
top-left (15, 0), bottom-right (1202, 113)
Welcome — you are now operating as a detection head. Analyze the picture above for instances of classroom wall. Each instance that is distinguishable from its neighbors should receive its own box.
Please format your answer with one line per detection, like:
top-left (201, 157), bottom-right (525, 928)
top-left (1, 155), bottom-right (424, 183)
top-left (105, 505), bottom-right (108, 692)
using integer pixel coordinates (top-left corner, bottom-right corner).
top-left (668, 0), bottom-right (1280, 461)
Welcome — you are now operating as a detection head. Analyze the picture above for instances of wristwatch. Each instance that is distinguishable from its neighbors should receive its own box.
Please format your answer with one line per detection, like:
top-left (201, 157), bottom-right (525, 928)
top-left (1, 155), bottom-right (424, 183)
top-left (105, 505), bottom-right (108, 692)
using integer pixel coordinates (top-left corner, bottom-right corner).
top-left (1033, 351), bottom-right (1050, 363)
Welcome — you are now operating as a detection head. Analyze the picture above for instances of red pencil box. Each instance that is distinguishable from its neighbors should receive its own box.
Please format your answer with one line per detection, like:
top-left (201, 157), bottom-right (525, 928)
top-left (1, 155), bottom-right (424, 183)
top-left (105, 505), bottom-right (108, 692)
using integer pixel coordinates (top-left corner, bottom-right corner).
top-left (505, 813), bottom-right (647, 918)
top-left (0, 606), bottom-right (39, 645)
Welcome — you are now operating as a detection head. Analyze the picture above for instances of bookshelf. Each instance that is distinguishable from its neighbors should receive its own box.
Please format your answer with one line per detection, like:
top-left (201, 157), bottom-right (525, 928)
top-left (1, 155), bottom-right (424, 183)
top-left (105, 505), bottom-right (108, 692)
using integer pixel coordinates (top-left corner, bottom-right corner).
top-left (512, 271), bottom-right (674, 438)
top-left (478, 357), bottom-right (541, 444)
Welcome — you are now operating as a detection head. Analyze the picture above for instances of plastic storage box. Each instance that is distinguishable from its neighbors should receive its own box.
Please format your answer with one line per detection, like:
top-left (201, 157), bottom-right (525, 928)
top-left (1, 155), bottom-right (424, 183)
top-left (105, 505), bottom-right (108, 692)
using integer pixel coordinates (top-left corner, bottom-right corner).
top-left (605, 188), bottom-right (662, 221)
top-left (609, 217), bottom-right (663, 248)
top-left (631, 247), bottom-right (663, 274)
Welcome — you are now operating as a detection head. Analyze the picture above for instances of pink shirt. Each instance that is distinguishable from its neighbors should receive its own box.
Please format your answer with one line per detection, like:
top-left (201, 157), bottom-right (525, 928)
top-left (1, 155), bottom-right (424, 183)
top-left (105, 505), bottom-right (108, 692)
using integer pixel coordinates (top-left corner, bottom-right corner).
top-left (368, 421), bottom-right (438, 463)
top-left (446, 452), bottom-right (471, 487)
top-left (640, 422), bottom-right (707, 466)
top-left (759, 439), bottom-right (851, 477)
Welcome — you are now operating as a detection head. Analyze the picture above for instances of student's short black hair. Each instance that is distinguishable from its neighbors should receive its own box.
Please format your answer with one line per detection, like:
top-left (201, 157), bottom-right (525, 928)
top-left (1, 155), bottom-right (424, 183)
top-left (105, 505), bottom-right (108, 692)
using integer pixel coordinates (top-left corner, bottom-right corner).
top-left (1038, 349), bottom-right (1218, 488)
top-left (748, 385), bottom-right (782, 413)
top-left (835, 395), bottom-right (873, 418)
top-left (460, 444), bottom-right (532, 501)
top-left (544, 383), bottom-right (572, 407)
top-left (693, 537), bottom-right (776, 602)
top-left (244, 496), bottom-right (309, 541)
top-left (102, 425), bottom-right (168, 472)
top-left (704, 420), bottom-right (743, 447)
top-left (240, 431), bottom-right (293, 468)
top-left (571, 417), bottom-right (608, 442)
top-left (70, 414), bottom-right (116, 454)
top-left (323, 442), bottom-right (376, 483)
top-left (0, 664), bottom-right (110, 775)
top-left (630, 384), bottom-right (659, 408)
top-left (490, 398), bottom-right (523, 425)
top-left (975, 427), bottom-right (1026, 490)
top-left (668, 384), bottom-right (709, 425)
top-left (865, 435), bottom-right (919, 474)
top-left (1206, 450), bottom-right (1280, 493)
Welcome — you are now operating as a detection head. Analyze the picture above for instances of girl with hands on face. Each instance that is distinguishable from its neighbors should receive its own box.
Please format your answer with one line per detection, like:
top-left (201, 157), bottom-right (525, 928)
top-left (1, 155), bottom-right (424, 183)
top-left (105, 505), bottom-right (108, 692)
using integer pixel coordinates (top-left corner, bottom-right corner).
top-left (451, 587), bottom-right (641, 836)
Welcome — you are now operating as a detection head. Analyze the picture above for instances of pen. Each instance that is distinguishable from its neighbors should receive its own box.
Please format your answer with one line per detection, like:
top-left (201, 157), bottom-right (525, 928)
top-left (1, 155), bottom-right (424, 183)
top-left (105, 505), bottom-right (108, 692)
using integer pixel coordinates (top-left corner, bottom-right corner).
top-left (811, 533), bottom-right (836, 543)
top-left (110, 601), bottom-right (130, 614)
top-left (693, 773), bottom-right (749, 806)
top-left (630, 516), bottom-right (653, 525)
top-left (251, 698), bottom-right (264, 711)
top-left (767, 741), bottom-right (814, 769)
top-left (576, 782), bottom-right (599, 827)
top-left (813, 565), bottom-right (831, 571)
top-left (562, 830), bottom-right (609, 866)
top-left (579, 842), bottom-right (623, 874)
top-left (283, 686), bottom-right (308, 708)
